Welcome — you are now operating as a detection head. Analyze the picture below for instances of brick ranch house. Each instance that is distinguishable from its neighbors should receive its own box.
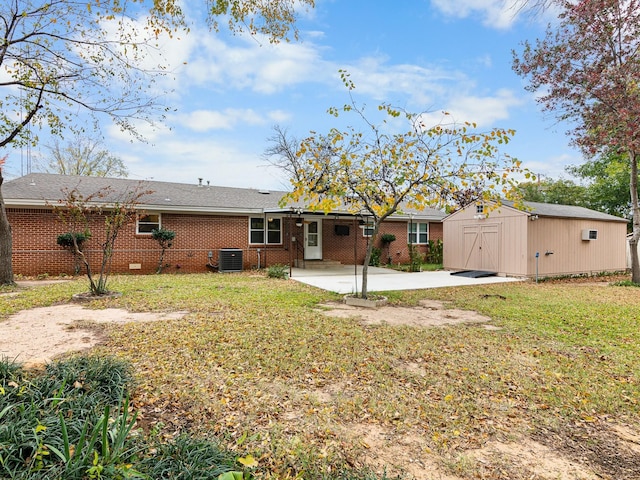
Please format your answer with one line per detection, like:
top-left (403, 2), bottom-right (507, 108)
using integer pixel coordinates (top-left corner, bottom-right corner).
top-left (4, 173), bottom-right (445, 276)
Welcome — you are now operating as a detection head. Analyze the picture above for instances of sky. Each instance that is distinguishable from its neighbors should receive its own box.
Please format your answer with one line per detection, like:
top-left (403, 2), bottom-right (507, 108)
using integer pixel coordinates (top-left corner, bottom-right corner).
top-left (5, 0), bottom-right (580, 191)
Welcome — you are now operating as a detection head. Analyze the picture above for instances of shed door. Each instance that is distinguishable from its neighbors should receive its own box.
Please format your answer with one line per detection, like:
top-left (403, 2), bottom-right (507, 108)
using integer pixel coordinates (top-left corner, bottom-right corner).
top-left (463, 224), bottom-right (499, 271)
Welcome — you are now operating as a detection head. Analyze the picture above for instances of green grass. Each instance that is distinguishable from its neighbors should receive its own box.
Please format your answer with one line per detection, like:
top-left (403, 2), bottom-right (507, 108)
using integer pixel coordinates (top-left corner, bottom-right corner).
top-left (2, 272), bottom-right (639, 478)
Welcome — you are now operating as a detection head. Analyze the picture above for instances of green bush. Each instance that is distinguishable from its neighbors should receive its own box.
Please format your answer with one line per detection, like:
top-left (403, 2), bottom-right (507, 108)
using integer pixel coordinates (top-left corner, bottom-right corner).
top-left (408, 244), bottom-right (422, 272)
top-left (425, 239), bottom-right (443, 264)
top-left (267, 264), bottom-right (289, 279)
top-left (0, 356), bottom-right (139, 480)
top-left (56, 232), bottom-right (91, 250)
top-left (368, 247), bottom-right (382, 266)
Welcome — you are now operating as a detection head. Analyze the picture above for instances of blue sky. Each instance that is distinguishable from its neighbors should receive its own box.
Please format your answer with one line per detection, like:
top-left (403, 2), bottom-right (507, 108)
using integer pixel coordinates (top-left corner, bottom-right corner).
top-left (6, 0), bottom-right (578, 191)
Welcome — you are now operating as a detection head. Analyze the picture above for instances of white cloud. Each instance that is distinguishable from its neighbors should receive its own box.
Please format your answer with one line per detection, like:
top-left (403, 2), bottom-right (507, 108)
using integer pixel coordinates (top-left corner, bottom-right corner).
top-left (105, 120), bottom-right (172, 144)
top-left (122, 136), bottom-right (285, 189)
top-left (169, 28), bottom-right (329, 95)
top-left (173, 108), bottom-right (271, 131)
top-left (342, 56), bottom-right (468, 108)
top-left (446, 89), bottom-right (524, 125)
top-left (431, 0), bottom-right (528, 29)
top-left (524, 153), bottom-right (583, 180)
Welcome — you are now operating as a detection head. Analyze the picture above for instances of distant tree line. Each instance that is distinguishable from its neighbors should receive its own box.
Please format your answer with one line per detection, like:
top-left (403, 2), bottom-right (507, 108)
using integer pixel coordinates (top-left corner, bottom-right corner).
top-left (518, 152), bottom-right (634, 229)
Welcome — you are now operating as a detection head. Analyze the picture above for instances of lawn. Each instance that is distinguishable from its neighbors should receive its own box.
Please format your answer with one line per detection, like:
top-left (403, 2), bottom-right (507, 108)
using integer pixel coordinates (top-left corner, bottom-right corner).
top-left (1, 273), bottom-right (639, 479)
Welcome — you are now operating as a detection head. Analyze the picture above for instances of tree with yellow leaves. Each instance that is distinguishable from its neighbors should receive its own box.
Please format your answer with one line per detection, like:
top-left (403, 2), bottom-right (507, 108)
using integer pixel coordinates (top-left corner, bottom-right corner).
top-left (277, 72), bottom-right (525, 299)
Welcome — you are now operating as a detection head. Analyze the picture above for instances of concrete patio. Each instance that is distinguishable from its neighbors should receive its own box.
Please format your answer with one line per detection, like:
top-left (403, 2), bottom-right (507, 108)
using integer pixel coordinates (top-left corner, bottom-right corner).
top-left (289, 265), bottom-right (523, 294)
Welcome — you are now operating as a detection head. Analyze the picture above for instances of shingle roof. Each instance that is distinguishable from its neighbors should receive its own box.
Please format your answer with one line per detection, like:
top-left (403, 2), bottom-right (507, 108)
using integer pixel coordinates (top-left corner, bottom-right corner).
top-left (3, 173), bottom-right (446, 221)
top-left (502, 199), bottom-right (628, 223)
top-left (3, 173), bottom-right (287, 213)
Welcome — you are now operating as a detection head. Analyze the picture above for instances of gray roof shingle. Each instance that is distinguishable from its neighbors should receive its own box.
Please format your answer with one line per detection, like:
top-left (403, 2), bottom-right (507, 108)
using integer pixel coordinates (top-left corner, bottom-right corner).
top-left (502, 199), bottom-right (628, 223)
top-left (4, 173), bottom-right (446, 221)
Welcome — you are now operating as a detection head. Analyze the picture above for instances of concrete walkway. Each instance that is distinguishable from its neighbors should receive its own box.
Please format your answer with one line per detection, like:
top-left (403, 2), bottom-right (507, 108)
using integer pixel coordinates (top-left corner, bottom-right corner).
top-left (290, 265), bottom-right (522, 294)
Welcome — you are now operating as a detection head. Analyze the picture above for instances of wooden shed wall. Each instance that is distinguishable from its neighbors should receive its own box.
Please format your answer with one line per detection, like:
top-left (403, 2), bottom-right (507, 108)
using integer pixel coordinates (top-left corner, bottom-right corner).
top-left (443, 205), bottom-right (528, 276)
top-left (444, 204), bottom-right (627, 277)
top-left (527, 217), bottom-right (627, 276)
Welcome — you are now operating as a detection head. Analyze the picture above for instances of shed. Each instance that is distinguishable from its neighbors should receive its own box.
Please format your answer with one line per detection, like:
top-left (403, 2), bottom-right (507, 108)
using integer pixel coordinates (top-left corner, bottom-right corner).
top-left (443, 200), bottom-right (628, 278)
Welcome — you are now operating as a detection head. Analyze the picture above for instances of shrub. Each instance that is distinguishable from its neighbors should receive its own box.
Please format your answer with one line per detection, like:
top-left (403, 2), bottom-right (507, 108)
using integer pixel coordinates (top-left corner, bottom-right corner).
top-left (408, 244), bottom-right (423, 272)
top-left (380, 234), bottom-right (396, 264)
top-left (152, 228), bottom-right (176, 274)
top-left (425, 239), bottom-right (443, 264)
top-left (369, 247), bottom-right (382, 266)
top-left (267, 264), bottom-right (289, 279)
top-left (56, 231), bottom-right (91, 250)
top-left (57, 232), bottom-right (92, 274)
top-left (380, 233), bottom-right (396, 244)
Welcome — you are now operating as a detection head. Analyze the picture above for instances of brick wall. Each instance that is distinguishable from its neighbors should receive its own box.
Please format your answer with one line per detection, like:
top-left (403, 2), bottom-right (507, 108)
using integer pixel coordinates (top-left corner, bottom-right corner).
top-left (8, 208), bottom-right (443, 276)
top-left (8, 209), bottom-right (293, 276)
top-left (292, 218), bottom-right (443, 266)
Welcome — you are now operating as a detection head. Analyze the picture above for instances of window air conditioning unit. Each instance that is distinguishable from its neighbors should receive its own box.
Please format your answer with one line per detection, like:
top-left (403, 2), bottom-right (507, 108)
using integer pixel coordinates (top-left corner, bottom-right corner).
top-left (581, 229), bottom-right (598, 241)
top-left (334, 224), bottom-right (350, 236)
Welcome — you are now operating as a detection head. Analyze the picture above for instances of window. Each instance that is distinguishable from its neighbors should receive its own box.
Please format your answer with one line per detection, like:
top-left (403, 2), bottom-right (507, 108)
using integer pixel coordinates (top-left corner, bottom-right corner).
top-left (361, 224), bottom-right (374, 237)
top-left (476, 204), bottom-right (486, 214)
top-left (137, 214), bottom-right (160, 234)
top-left (250, 217), bottom-right (282, 244)
top-left (408, 222), bottom-right (429, 244)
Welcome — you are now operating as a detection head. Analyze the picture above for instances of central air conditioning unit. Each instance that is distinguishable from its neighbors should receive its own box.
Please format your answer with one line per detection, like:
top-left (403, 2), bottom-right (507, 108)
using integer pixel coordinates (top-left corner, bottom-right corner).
top-left (219, 248), bottom-right (243, 272)
top-left (581, 229), bottom-right (598, 241)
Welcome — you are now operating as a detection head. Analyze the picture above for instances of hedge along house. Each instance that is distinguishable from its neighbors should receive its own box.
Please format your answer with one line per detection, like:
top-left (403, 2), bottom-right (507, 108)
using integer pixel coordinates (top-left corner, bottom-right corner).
top-left (5, 173), bottom-right (445, 276)
top-left (443, 200), bottom-right (628, 278)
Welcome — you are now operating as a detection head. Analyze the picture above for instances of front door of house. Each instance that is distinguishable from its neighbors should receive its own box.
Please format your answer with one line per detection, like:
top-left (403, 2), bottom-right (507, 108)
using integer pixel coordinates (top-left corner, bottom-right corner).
top-left (304, 220), bottom-right (322, 260)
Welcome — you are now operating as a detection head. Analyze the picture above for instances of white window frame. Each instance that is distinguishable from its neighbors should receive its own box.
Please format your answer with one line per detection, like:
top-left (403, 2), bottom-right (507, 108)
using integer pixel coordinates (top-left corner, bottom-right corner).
top-left (408, 222), bottom-right (429, 244)
top-left (249, 217), bottom-right (282, 245)
top-left (137, 213), bottom-right (161, 235)
top-left (361, 224), bottom-right (374, 237)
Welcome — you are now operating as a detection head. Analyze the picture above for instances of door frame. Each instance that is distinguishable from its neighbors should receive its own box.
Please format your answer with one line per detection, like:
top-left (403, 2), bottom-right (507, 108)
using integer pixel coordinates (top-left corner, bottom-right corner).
top-left (304, 219), bottom-right (323, 260)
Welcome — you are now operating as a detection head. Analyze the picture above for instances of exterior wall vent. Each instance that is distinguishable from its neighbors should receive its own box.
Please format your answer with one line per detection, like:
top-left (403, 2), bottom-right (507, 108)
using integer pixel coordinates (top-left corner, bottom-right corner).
top-left (581, 229), bottom-right (598, 241)
top-left (219, 248), bottom-right (243, 272)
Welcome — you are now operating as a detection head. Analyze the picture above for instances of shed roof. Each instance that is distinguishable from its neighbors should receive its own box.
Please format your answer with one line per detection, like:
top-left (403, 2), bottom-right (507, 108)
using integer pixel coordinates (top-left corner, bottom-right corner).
top-left (3, 173), bottom-right (446, 221)
top-left (501, 200), bottom-right (628, 223)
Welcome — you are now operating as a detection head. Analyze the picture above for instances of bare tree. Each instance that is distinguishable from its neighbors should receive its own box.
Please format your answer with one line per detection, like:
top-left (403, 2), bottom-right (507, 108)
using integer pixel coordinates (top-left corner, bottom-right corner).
top-left (53, 182), bottom-right (153, 296)
top-left (0, 0), bottom-right (314, 286)
top-left (40, 134), bottom-right (129, 178)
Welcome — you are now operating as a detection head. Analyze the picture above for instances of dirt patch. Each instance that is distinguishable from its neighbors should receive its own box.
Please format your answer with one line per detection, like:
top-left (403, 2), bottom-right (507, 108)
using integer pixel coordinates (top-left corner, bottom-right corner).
top-left (532, 421), bottom-right (640, 479)
top-left (342, 421), bottom-right (606, 480)
top-left (466, 439), bottom-right (600, 479)
top-left (318, 299), bottom-right (496, 329)
top-left (346, 423), bottom-right (460, 480)
top-left (0, 305), bottom-right (187, 367)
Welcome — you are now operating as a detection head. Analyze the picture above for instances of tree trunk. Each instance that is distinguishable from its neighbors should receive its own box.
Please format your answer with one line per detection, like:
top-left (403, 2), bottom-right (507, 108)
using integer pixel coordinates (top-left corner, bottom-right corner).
top-left (156, 247), bottom-right (166, 274)
top-left (360, 222), bottom-right (381, 299)
top-left (629, 150), bottom-right (640, 283)
top-left (0, 171), bottom-right (14, 286)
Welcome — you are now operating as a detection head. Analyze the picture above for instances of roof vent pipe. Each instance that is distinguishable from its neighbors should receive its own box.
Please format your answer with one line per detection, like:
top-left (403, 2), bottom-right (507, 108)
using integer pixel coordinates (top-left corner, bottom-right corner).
top-left (198, 178), bottom-right (203, 187)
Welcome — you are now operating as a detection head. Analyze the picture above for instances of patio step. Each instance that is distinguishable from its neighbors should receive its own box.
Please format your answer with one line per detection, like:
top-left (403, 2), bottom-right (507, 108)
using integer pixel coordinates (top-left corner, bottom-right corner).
top-left (303, 260), bottom-right (342, 270)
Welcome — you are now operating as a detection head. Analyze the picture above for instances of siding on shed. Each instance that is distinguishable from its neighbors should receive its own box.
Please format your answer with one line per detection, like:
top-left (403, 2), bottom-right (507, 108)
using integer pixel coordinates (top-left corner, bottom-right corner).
top-left (444, 202), bottom-right (627, 277)
top-left (443, 205), bottom-right (529, 276)
top-left (527, 217), bottom-right (626, 276)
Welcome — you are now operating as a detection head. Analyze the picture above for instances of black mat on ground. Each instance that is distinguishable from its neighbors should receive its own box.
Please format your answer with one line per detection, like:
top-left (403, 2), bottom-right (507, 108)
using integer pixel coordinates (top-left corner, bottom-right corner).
top-left (450, 270), bottom-right (497, 278)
